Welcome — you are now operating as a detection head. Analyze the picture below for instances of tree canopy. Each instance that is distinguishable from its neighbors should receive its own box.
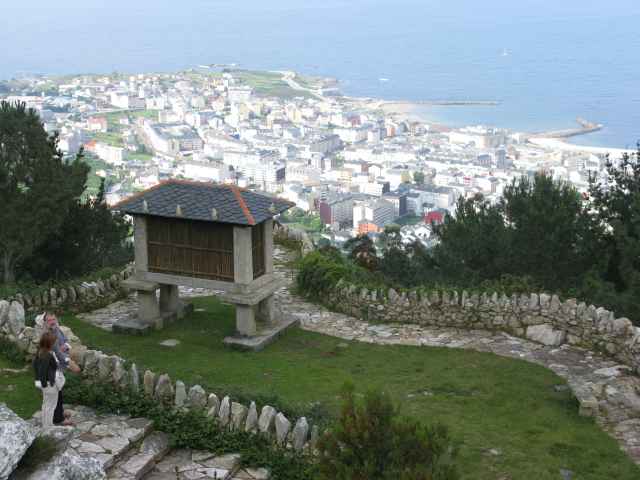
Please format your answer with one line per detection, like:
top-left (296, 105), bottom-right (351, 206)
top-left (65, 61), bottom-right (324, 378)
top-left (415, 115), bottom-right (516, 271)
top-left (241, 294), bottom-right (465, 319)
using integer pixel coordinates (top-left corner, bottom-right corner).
top-left (0, 101), bottom-right (88, 283)
top-left (0, 100), bottom-right (132, 284)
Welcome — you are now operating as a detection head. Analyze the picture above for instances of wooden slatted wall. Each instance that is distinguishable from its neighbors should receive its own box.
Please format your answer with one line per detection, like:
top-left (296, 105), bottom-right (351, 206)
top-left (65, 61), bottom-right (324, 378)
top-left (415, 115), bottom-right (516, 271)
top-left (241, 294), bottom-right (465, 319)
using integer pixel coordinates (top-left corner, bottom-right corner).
top-left (147, 217), bottom-right (235, 282)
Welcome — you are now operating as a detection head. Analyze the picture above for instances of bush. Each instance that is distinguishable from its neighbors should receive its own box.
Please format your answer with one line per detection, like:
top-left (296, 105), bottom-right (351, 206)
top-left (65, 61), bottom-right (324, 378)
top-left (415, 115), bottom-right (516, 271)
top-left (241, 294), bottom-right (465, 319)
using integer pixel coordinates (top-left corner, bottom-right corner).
top-left (317, 385), bottom-right (459, 480)
top-left (296, 251), bottom-right (381, 298)
top-left (0, 336), bottom-right (27, 364)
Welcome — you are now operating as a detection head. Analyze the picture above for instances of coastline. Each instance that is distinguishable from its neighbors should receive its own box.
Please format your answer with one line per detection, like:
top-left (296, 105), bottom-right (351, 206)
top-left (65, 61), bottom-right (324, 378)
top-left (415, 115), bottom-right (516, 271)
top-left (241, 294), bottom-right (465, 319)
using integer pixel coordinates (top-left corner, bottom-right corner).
top-left (528, 138), bottom-right (636, 157)
top-left (372, 99), bottom-right (635, 156)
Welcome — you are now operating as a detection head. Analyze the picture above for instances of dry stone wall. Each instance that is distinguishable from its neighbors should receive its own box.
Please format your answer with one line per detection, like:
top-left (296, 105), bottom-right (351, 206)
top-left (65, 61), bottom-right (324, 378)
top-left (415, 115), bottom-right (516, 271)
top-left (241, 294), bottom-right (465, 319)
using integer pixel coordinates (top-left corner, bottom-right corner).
top-left (0, 266), bottom-right (133, 320)
top-left (326, 279), bottom-right (640, 373)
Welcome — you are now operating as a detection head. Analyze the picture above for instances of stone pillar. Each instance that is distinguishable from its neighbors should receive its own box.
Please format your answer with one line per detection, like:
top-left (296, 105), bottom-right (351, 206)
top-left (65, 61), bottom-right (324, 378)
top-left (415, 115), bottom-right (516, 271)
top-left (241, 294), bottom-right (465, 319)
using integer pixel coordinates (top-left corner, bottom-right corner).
top-left (138, 290), bottom-right (160, 326)
top-left (233, 226), bottom-right (253, 285)
top-left (263, 219), bottom-right (274, 275)
top-left (134, 216), bottom-right (149, 274)
top-left (159, 284), bottom-right (179, 314)
top-left (257, 295), bottom-right (275, 324)
top-left (236, 304), bottom-right (257, 336)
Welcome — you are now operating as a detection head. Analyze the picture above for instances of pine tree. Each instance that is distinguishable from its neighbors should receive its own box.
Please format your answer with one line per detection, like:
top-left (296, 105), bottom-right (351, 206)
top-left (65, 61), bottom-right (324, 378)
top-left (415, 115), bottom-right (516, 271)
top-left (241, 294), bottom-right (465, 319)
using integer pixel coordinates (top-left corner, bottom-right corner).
top-left (0, 101), bottom-right (88, 283)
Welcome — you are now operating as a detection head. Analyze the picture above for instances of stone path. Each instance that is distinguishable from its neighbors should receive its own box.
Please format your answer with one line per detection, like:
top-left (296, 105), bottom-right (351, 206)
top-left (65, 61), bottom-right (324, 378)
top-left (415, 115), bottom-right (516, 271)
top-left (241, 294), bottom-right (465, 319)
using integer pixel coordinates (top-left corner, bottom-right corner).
top-left (78, 287), bottom-right (216, 332)
top-left (270, 248), bottom-right (640, 465)
top-left (25, 405), bottom-right (269, 479)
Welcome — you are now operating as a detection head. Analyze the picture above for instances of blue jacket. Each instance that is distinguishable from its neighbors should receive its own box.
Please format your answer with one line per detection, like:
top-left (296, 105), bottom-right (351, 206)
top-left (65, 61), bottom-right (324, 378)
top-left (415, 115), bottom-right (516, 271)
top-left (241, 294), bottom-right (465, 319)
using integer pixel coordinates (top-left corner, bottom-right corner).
top-left (51, 326), bottom-right (70, 370)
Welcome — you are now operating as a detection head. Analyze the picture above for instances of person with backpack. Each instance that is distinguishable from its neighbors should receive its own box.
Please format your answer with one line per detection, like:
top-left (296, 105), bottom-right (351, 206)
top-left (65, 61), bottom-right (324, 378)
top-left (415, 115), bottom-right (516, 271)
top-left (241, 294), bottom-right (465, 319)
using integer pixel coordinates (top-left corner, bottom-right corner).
top-left (33, 331), bottom-right (64, 428)
top-left (43, 312), bottom-right (81, 426)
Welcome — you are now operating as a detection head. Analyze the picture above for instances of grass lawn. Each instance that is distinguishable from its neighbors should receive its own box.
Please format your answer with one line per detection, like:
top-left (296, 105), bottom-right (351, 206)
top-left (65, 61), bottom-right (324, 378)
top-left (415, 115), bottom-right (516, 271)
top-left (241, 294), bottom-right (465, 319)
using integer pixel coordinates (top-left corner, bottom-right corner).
top-left (0, 357), bottom-right (40, 419)
top-left (233, 70), bottom-right (315, 99)
top-left (127, 152), bottom-right (153, 162)
top-left (62, 296), bottom-right (640, 480)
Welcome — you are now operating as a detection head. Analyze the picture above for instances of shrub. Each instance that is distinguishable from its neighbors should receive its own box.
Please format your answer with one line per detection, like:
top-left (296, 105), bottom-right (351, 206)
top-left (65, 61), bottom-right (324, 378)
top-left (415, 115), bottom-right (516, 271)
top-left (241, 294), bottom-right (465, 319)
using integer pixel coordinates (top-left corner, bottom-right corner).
top-left (317, 385), bottom-right (459, 480)
top-left (296, 249), bottom-right (387, 301)
top-left (0, 336), bottom-right (27, 364)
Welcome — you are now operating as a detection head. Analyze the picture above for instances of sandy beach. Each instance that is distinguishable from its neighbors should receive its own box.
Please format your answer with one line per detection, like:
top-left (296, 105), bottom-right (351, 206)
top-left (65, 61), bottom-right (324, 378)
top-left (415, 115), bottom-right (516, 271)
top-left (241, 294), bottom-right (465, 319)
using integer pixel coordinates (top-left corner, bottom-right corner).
top-left (528, 138), bottom-right (636, 158)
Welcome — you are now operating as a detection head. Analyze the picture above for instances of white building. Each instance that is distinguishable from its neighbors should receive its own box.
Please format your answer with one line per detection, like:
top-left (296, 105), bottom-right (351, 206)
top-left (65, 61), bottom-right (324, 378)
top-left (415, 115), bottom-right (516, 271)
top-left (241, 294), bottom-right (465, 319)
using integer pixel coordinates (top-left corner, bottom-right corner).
top-left (352, 199), bottom-right (395, 230)
top-left (95, 143), bottom-right (124, 166)
top-left (182, 160), bottom-right (233, 183)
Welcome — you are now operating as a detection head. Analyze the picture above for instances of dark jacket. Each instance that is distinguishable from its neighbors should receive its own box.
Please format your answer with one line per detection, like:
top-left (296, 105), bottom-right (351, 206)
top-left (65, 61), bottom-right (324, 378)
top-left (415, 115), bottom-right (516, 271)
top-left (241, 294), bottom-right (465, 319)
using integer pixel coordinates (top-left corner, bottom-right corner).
top-left (33, 351), bottom-right (57, 388)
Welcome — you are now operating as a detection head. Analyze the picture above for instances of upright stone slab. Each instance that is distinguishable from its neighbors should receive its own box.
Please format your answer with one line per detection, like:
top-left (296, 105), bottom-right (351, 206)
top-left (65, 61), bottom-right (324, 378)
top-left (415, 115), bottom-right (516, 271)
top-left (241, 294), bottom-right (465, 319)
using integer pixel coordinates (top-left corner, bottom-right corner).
top-left (0, 300), bottom-right (9, 330)
top-left (154, 374), bottom-right (174, 405)
top-left (258, 406), bottom-right (277, 435)
top-left (112, 357), bottom-right (128, 388)
top-left (218, 396), bottom-right (231, 427)
top-left (143, 370), bottom-right (156, 397)
top-left (174, 381), bottom-right (187, 408)
top-left (230, 402), bottom-right (248, 430)
top-left (245, 402), bottom-right (258, 432)
top-left (130, 364), bottom-right (140, 393)
top-left (275, 412), bottom-right (291, 446)
top-left (206, 394), bottom-right (220, 418)
top-left (7, 301), bottom-right (25, 335)
top-left (187, 385), bottom-right (207, 410)
top-left (292, 417), bottom-right (309, 451)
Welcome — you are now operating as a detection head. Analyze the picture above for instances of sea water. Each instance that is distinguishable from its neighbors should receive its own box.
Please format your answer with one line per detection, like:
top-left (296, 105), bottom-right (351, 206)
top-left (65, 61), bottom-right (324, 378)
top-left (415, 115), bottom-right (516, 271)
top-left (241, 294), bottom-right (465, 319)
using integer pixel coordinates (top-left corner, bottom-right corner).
top-left (1, 0), bottom-right (638, 147)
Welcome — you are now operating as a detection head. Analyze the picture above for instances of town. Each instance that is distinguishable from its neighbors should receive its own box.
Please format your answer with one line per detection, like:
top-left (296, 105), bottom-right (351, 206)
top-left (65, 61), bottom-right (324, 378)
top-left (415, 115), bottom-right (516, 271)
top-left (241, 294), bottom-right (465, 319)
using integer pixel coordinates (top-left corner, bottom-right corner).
top-left (0, 68), bottom-right (609, 248)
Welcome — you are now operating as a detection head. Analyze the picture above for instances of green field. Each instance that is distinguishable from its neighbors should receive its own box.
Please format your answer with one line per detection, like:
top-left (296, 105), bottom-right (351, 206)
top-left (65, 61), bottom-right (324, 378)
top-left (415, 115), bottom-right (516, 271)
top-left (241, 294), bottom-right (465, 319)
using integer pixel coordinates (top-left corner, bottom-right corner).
top-left (232, 70), bottom-right (316, 99)
top-left (59, 296), bottom-right (640, 480)
top-left (0, 357), bottom-right (39, 419)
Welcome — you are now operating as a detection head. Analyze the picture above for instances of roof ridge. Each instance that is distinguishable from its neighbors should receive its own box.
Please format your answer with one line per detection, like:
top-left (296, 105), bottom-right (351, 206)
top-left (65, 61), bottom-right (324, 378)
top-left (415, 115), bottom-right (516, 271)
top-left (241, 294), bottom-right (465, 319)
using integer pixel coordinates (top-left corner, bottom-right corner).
top-left (110, 180), bottom-right (171, 209)
top-left (230, 185), bottom-right (256, 226)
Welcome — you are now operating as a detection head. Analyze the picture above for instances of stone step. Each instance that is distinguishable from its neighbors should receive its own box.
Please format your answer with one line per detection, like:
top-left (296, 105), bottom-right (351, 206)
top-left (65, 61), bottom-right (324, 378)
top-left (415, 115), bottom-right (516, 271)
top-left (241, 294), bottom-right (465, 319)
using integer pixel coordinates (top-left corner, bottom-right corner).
top-left (23, 406), bottom-right (154, 479)
top-left (144, 450), bottom-right (247, 480)
top-left (106, 431), bottom-right (171, 479)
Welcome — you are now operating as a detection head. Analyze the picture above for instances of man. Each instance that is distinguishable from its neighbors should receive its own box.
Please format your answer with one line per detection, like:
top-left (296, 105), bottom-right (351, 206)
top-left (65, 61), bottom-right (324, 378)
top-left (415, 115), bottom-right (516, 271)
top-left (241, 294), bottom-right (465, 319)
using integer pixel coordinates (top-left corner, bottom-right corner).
top-left (44, 312), bottom-right (81, 426)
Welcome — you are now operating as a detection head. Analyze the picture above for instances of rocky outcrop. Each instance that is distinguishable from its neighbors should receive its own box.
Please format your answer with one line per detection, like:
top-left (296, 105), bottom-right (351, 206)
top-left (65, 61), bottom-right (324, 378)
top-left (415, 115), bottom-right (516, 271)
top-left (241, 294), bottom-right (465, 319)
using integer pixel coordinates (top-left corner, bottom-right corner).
top-left (0, 403), bottom-right (37, 479)
top-left (27, 450), bottom-right (105, 480)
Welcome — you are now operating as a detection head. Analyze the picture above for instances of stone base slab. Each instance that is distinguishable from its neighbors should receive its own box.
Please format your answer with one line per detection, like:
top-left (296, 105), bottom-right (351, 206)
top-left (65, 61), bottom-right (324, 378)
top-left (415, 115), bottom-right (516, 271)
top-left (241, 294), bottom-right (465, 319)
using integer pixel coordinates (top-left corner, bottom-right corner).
top-left (223, 317), bottom-right (299, 352)
top-left (113, 302), bottom-right (193, 335)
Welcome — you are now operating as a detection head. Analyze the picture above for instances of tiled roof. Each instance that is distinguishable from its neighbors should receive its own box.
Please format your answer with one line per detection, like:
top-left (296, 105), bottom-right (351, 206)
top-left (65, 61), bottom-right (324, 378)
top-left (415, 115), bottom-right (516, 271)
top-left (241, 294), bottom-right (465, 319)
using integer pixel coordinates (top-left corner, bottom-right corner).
top-left (111, 180), bottom-right (294, 226)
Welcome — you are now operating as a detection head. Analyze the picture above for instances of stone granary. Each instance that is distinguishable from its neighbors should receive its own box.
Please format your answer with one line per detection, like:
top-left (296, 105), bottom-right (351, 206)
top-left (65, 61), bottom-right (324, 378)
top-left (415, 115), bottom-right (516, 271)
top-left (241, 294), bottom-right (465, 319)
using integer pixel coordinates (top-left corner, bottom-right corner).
top-left (112, 180), bottom-right (295, 349)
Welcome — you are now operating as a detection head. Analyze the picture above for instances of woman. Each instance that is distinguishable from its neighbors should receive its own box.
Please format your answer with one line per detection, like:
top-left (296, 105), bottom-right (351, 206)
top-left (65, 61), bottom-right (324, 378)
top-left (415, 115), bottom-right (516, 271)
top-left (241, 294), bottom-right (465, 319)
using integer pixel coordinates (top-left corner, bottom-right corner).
top-left (33, 331), bottom-right (63, 428)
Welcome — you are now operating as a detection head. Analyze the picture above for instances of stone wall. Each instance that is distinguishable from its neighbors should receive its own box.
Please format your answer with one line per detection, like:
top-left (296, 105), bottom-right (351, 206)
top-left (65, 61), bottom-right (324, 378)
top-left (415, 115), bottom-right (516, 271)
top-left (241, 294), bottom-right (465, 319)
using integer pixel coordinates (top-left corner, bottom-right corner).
top-left (273, 223), bottom-right (314, 254)
top-left (0, 266), bottom-right (134, 325)
top-left (325, 280), bottom-right (640, 373)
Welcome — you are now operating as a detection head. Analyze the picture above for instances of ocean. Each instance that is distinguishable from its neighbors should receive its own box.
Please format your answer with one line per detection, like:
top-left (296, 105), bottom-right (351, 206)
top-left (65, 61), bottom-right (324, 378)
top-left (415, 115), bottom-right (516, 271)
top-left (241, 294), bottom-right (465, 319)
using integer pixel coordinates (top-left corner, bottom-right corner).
top-left (1, 0), bottom-right (639, 148)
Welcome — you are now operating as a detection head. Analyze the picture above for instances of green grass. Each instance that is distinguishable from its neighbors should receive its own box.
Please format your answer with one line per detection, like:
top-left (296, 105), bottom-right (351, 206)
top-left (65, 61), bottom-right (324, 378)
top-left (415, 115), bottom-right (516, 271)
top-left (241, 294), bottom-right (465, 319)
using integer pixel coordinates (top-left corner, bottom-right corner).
top-left (92, 132), bottom-right (124, 147)
top-left (232, 70), bottom-right (315, 99)
top-left (127, 152), bottom-right (153, 162)
top-left (61, 296), bottom-right (640, 480)
top-left (0, 356), bottom-right (40, 419)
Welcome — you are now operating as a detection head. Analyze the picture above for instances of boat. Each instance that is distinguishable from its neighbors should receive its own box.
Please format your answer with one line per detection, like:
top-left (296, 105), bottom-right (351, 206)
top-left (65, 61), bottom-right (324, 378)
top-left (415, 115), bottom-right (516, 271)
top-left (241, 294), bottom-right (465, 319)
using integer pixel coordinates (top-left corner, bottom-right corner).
top-left (379, 78), bottom-right (390, 82)
top-left (501, 48), bottom-right (510, 57)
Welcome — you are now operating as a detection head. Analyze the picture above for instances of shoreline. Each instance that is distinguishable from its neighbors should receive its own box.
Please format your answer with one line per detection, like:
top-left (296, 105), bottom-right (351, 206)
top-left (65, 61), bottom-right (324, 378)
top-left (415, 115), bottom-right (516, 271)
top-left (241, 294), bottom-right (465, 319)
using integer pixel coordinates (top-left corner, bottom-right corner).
top-left (371, 98), bottom-right (634, 155)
